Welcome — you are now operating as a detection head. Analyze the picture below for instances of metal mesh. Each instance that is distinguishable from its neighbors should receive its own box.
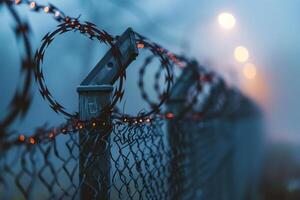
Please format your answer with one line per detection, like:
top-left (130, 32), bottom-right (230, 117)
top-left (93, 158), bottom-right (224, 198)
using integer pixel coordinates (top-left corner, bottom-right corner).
top-left (0, 119), bottom-right (173, 200)
top-left (0, 109), bottom-right (261, 200)
top-left (167, 118), bottom-right (235, 200)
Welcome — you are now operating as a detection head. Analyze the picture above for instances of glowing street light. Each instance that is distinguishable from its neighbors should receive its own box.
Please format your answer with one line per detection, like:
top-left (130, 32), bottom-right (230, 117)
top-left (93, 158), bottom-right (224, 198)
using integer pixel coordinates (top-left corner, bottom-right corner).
top-left (243, 63), bottom-right (257, 79)
top-left (218, 12), bottom-right (236, 30)
top-left (234, 46), bottom-right (249, 62)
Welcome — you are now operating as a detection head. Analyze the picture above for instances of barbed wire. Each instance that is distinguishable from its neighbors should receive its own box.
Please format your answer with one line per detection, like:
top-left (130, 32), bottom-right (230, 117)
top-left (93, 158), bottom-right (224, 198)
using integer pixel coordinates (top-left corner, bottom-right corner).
top-left (1, 0), bottom-right (243, 146)
top-left (1, 0), bottom-right (260, 191)
top-left (12, 0), bottom-right (67, 22)
top-left (35, 19), bottom-right (121, 119)
top-left (0, 0), bottom-right (35, 139)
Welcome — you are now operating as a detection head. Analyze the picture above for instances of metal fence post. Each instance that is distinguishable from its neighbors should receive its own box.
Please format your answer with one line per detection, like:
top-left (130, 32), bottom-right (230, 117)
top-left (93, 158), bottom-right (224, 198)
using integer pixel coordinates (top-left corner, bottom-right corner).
top-left (166, 61), bottom-right (199, 199)
top-left (77, 85), bottom-right (113, 200)
top-left (77, 28), bottom-right (138, 200)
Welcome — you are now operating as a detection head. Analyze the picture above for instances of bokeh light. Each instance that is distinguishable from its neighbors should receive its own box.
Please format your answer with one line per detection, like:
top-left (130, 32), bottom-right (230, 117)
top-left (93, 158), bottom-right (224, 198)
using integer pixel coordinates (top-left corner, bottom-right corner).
top-left (234, 46), bottom-right (249, 62)
top-left (218, 12), bottom-right (236, 29)
top-left (243, 63), bottom-right (257, 79)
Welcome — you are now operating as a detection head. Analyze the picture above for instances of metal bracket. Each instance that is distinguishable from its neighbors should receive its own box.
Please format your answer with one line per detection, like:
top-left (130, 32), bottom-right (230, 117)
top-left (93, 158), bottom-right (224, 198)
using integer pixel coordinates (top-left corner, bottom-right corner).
top-left (81, 27), bottom-right (138, 85)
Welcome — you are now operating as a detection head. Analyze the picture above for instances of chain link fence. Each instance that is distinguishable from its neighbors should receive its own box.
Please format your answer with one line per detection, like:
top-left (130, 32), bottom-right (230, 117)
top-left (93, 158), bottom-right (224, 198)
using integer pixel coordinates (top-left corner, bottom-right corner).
top-left (0, 94), bottom-right (262, 200)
